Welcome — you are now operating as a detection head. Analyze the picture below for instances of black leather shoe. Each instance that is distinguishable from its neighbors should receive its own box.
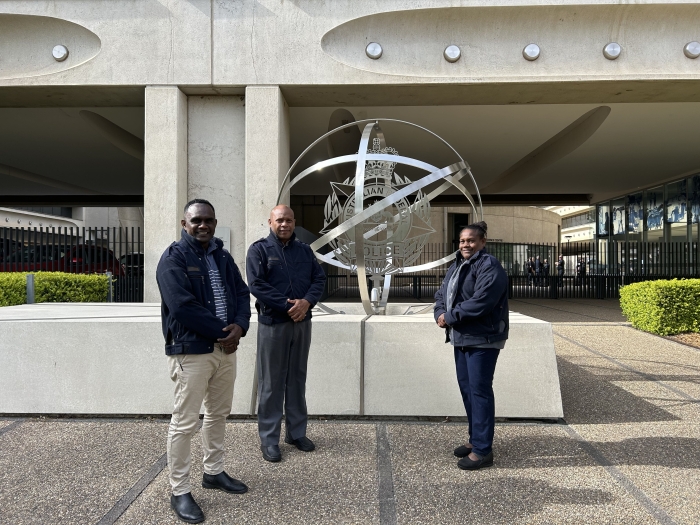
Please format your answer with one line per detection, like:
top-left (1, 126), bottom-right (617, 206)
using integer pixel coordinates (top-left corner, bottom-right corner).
top-left (261, 444), bottom-right (282, 462)
top-left (171, 493), bottom-right (204, 524)
top-left (284, 435), bottom-right (316, 452)
top-left (202, 471), bottom-right (248, 494)
top-left (458, 451), bottom-right (494, 470)
top-left (454, 444), bottom-right (472, 458)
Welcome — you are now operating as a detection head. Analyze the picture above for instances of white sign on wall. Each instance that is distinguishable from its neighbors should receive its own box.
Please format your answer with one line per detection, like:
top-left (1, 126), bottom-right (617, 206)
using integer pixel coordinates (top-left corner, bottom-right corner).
top-left (215, 227), bottom-right (231, 252)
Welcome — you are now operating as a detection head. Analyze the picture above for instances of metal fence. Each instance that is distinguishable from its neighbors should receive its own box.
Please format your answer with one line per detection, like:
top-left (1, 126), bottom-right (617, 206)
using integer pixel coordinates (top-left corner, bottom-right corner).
top-left (324, 240), bottom-right (700, 302)
top-left (0, 226), bottom-right (144, 302)
top-left (3, 230), bottom-right (698, 304)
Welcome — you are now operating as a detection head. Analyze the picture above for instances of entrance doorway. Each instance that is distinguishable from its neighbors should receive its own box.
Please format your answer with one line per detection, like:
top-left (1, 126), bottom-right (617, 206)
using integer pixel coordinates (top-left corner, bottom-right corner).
top-left (451, 213), bottom-right (470, 250)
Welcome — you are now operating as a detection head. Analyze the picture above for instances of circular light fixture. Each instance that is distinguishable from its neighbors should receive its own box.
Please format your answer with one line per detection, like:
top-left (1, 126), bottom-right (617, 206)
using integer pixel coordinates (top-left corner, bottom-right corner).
top-left (443, 45), bottom-right (461, 63)
top-left (522, 43), bottom-right (540, 61)
top-left (52, 44), bottom-right (69, 62)
top-left (684, 41), bottom-right (700, 59)
top-left (365, 42), bottom-right (383, 60)
top-left (603, 42), bottom-right (621, 60)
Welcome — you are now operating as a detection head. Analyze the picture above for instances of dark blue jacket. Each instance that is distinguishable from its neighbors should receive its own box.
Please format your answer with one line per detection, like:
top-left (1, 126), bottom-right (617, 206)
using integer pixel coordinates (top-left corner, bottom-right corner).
top-left (156, 230), bottom-right (251, 355)
top-left (434, 249), bottom-right (509, 347)
top-left (246, 231), bottom-right (326, 325)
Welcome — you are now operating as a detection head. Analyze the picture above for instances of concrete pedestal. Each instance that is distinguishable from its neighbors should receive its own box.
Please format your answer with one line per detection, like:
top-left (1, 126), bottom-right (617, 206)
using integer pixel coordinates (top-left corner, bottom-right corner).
top-left (364, 312), bottom-right (563, 418)
top-left (0, 304), bottom-right (562, 419)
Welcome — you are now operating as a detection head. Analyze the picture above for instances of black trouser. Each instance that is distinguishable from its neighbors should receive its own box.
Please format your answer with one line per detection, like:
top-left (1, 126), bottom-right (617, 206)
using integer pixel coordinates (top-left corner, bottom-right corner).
top-left (454, 347), bottom-right (500, 457)
top-left (256, 319), bottom-right (312, 446)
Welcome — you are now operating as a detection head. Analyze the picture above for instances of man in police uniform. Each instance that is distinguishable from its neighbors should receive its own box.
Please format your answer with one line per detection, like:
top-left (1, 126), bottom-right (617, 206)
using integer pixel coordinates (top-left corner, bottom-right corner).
top-left (156, 199), bottom-right (251, 524)
top-left (246, 205), bottom-right (326, 462)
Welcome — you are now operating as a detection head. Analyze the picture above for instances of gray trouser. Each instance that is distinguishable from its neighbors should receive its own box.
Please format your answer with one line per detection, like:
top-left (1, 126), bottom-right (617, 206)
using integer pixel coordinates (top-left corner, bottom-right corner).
top-left (256, 319), bottom-right (312, 446)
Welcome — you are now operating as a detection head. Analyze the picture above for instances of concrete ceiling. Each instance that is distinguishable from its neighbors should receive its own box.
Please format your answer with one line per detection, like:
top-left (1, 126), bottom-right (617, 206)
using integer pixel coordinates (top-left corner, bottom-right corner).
top-left (289, 103), bottom-right (700, 203)
top-left (1, 102), bottom-right (699, 206)
top-left (0, 107), bottom-right (144, 197)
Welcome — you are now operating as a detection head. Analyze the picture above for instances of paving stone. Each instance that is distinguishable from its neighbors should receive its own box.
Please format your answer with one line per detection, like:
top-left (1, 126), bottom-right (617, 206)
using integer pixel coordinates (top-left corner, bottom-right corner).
top-left (2, 299), bottom-right (700, 525)
top-left (572, 422), bottom-right (700, 525)
top-left (554, 325), bottom-right (700, 369)
top-left (555, 353), bottom-right (680, 425)
top-left (117, 421), bottom-right (379, 525)
top-left (387, 424), bottom-right (656, 525)
top-left (0, 420), bottom-right (16, 431)
top-left (510, 299), bottom-right (627, 324)
top-left (0, 419), bottom-right (166, 525)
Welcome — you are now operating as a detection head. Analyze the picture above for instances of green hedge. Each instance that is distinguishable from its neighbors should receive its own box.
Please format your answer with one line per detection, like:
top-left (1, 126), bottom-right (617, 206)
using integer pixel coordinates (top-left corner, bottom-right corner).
top-left (620, 278), bottom-right (700, 335)
top-left (0, 272), bottom-right (109, 307)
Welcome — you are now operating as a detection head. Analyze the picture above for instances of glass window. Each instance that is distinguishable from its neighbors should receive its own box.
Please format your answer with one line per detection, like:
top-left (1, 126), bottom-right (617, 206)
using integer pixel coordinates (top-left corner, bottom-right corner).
top-left (666, 180), bottom-right (687, 224)
top-left (627, 193), bottom-right (643, 233)
top-left (597, 202), bottom-right (610, 236)
top-left (611, 198), bottom-right (625, 236)
top-left (646, 187), bottom-right (663, 231)
top-left (689, 174), bottom-right (700, 224)
top-left (562, 209), bottom-right (595, 230)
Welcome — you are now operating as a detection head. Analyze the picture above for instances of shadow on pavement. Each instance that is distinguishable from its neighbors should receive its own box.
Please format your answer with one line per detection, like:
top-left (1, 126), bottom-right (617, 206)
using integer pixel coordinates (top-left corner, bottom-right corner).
top-left (557, 356), bottom-right (681, 424)
top-left (403, 477), bottom-right (616, 524)
top-left (494, 434), bottom-right (700, 469)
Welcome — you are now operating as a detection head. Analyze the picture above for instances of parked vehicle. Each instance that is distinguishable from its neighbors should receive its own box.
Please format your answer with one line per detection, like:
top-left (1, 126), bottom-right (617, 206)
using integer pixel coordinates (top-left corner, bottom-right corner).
top-left (0, 238), bottom-right (21, 262)
top-left (0, 244), bottom-right (124, 276)
top-left (119, 252), bottom-right (144, 276)
top-left (62, 245), bottom-right (125, 276)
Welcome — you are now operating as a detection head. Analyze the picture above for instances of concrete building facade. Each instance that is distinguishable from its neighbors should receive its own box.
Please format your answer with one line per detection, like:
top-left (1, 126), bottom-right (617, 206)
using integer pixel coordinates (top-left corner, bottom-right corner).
top-left (2, 1), bottom-right (700, 300)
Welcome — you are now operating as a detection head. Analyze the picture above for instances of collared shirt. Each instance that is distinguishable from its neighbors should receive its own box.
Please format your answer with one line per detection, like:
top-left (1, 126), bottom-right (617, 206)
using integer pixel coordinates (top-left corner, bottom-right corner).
top-left (204, 242), bottom-right (227, 322)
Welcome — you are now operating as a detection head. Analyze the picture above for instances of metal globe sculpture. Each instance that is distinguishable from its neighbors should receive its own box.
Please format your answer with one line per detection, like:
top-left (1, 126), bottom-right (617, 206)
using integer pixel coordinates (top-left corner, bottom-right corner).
top-left (278, 119), bottom-right (482, 315)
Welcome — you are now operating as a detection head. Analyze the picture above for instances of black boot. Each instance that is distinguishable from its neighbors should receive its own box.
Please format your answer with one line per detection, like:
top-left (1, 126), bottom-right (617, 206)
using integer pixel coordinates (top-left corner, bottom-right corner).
top-left (202, 471), bottom-right (248, 494)
top-left (171, 492), bottom-right (204, 524)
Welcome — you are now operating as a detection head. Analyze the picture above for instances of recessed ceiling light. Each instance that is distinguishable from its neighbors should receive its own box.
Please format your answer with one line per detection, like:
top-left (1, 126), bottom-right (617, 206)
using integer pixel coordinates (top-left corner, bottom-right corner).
top-left (603, 42), bottom-right (621, 60)
top-left (684, 41), bottom-right (700, 59)
top-left (523, 44), bottom-right (540, 61)
top-left (52, 45), bottom-right (69, 62)
top-left (443, 45), bottom-right (461, 63)
top-left (366, 42), bottom-right (383, 60)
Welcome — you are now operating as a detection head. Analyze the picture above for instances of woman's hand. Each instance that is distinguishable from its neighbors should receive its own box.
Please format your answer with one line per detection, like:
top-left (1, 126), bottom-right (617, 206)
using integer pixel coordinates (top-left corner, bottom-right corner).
top-left (437, 313), bottom-right (448, 328)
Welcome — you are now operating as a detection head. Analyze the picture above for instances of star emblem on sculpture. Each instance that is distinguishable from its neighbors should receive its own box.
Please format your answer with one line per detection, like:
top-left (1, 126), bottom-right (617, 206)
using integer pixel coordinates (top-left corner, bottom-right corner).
top-left (278, 119), bottom-right (482, 315)
top-left (321, 138), bottom-right (435, 279)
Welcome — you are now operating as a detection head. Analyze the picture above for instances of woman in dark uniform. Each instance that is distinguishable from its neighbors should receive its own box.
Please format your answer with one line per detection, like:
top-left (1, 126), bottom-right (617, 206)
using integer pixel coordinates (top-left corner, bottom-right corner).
top-left (434, 222), bottom-right (509, 470)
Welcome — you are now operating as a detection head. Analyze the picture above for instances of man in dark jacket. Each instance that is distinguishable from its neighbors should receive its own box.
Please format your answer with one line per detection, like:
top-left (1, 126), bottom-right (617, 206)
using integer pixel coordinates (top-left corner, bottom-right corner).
top-left (246, 205), bottom-right (326, 463)
top-left (556, 255), bottom-right (565, 287)
top-left (156, 199), bottom-right (251, 524)
top-left (527, 257), bottom-right (535, 286)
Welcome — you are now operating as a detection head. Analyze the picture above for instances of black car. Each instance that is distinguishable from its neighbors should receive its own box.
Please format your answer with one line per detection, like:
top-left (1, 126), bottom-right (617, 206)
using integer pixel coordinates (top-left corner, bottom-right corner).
top-left (120, 252), bottom-right (144, 276)
top-left (0, 238), bottom-right (21, 263)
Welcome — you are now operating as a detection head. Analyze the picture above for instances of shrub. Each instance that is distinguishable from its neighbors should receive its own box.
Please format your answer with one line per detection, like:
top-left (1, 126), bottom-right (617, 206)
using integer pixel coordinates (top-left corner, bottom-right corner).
top-left (620, 279), bottom-right (700, 335)
top-left (0, 272), bottom-right (109, 307)
top-left (0, 273), bottom-right (27, 307)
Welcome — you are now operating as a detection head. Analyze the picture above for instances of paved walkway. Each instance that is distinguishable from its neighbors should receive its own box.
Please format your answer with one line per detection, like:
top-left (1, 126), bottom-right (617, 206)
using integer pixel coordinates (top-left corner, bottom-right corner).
top-left (1, 299), bottom-right (699, 524)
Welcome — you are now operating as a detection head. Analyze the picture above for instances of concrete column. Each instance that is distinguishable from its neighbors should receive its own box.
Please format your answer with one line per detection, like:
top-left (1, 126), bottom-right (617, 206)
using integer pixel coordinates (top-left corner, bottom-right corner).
top-left (244, 86), bottom-right (290, 250)
top-left (188, 96), bottom-right (246, 265)
top-left (143, 86), bottom-right (188, 302)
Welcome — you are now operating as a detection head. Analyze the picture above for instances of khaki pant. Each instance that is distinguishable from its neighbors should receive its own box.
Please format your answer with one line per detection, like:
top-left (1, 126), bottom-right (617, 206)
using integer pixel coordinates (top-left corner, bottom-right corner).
top-left (167, 345), bottom-right (236, 496)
